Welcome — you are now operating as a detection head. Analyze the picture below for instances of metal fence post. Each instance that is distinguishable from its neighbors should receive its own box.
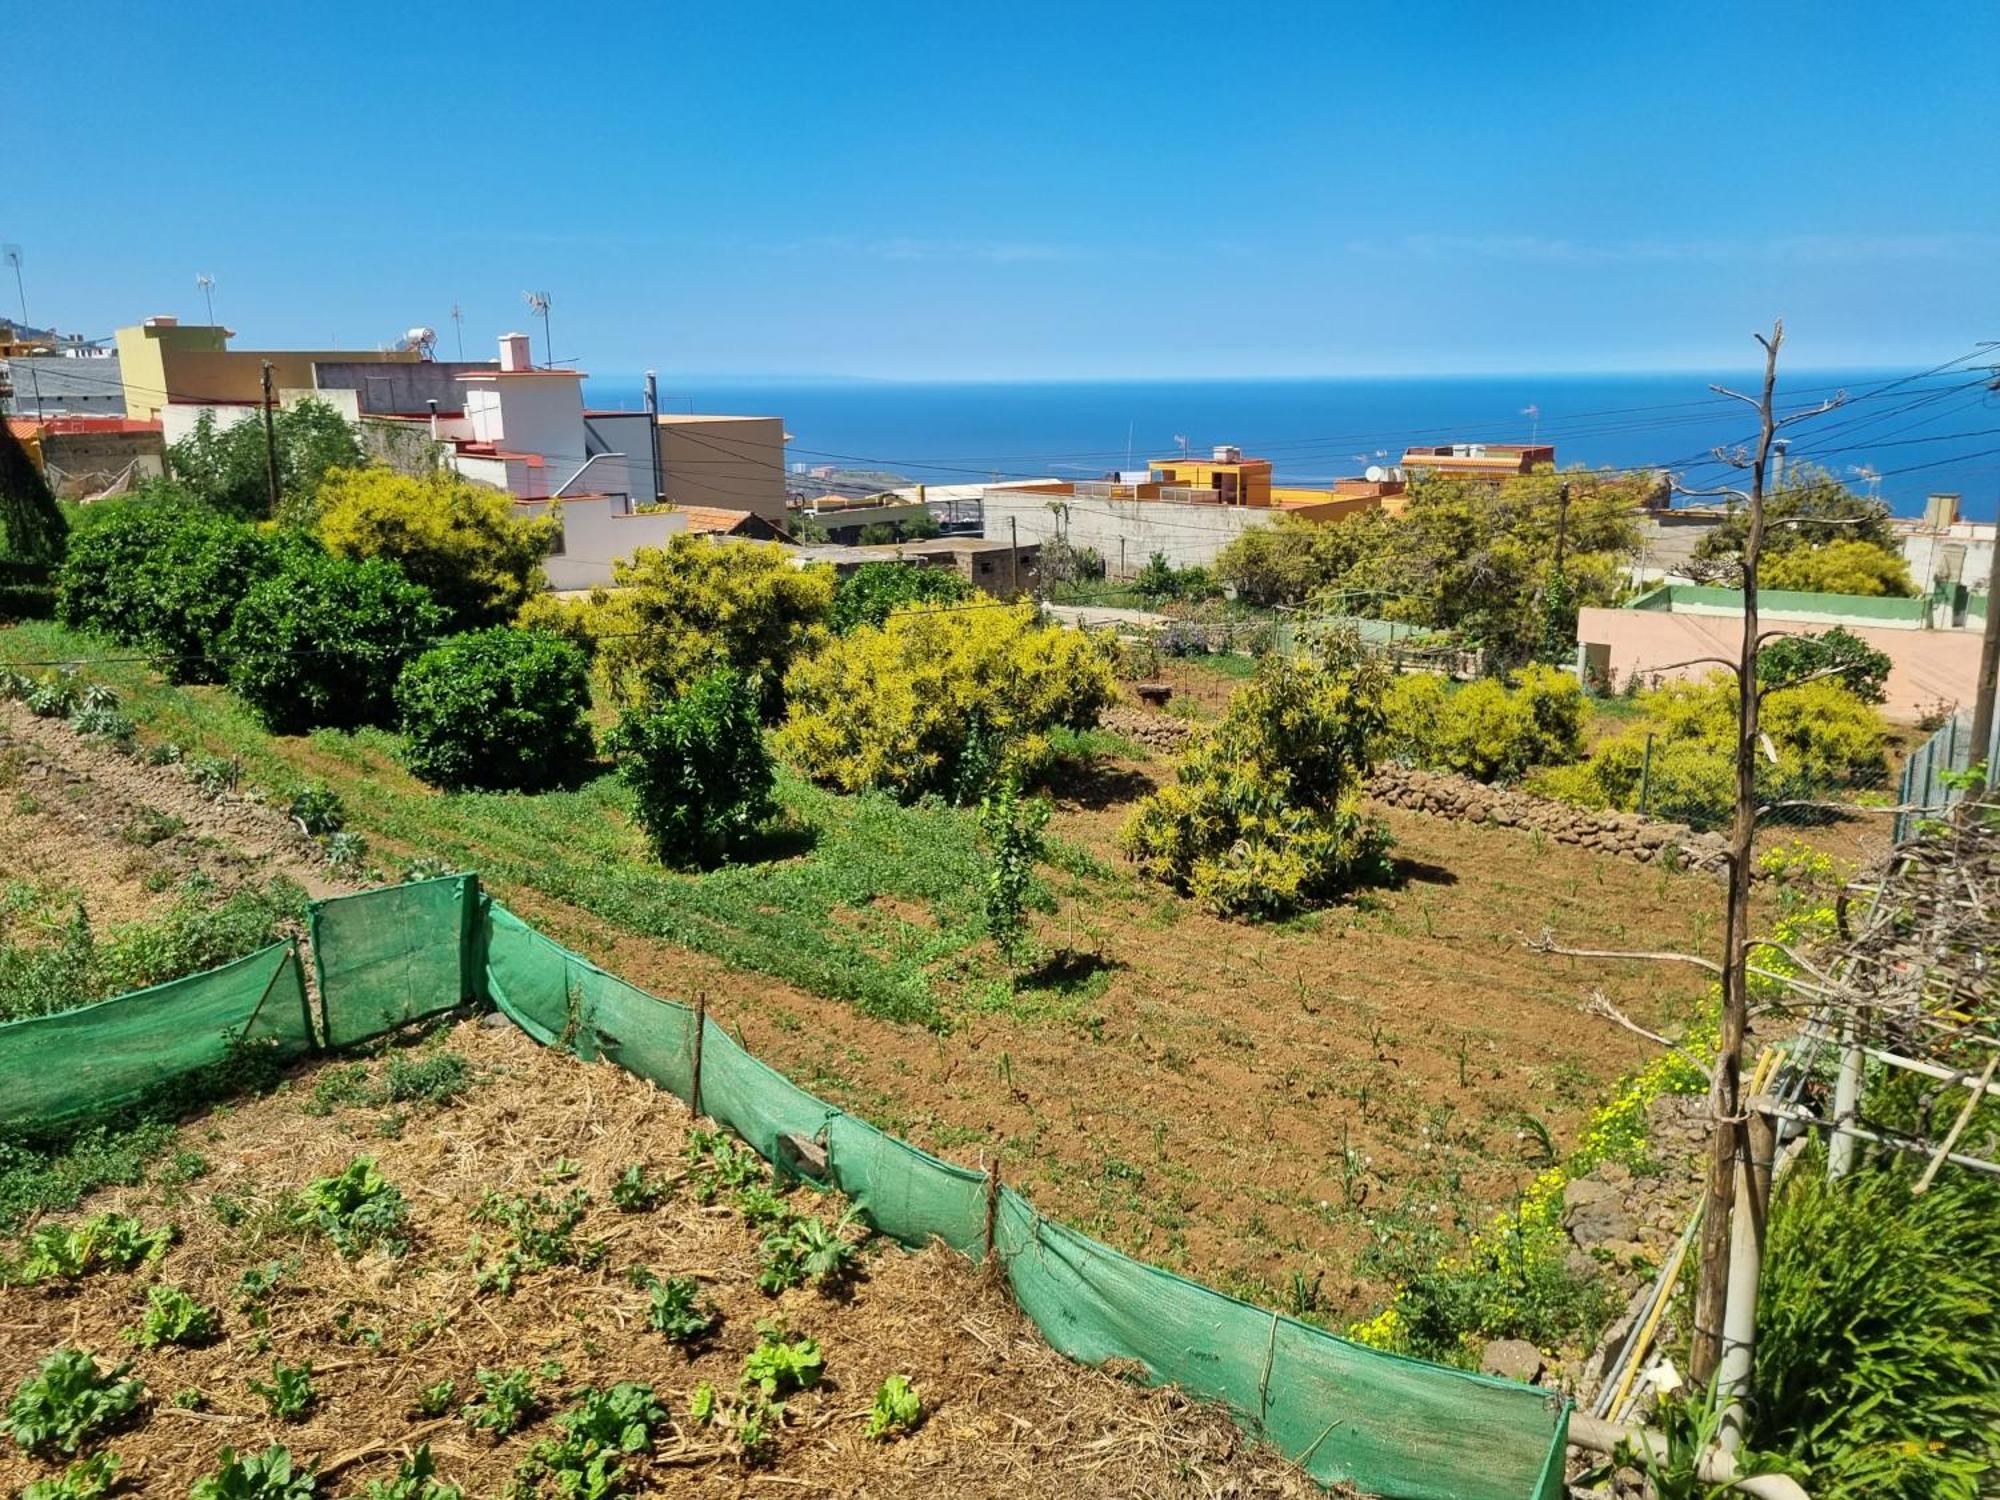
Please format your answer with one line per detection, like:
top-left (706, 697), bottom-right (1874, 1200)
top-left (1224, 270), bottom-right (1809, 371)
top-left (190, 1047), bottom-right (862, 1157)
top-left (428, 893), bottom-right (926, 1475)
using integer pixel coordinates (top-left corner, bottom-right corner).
top-left (1638, 731), bottom-right (1655, 817)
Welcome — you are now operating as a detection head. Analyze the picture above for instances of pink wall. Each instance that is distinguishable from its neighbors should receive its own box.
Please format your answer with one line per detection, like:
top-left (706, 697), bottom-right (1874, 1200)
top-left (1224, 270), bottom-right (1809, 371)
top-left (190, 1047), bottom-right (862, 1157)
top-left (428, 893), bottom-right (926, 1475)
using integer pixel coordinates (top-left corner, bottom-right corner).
top-left (1577, 608), bottom-right (1982, 722)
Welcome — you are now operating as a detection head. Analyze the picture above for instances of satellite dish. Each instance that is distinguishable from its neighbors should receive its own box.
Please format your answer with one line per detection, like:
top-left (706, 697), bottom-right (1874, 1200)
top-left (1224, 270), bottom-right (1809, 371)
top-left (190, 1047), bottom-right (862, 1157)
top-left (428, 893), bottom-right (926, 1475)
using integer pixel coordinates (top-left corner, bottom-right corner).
top-left (1365, 465), bottom-right (1388, 483)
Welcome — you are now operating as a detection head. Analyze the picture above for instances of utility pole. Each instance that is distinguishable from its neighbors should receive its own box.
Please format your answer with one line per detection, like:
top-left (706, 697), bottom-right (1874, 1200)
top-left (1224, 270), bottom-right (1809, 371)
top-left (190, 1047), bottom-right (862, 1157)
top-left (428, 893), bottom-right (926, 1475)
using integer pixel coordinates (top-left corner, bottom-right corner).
top-left (643, 370), bottom-right (662, 504)
top-left (260, 361), bottom-right (282, 516)
top-left (1009, 515), bottom-right (1020, 598)
top-left (1968, 516), bottom-right (2000, 792)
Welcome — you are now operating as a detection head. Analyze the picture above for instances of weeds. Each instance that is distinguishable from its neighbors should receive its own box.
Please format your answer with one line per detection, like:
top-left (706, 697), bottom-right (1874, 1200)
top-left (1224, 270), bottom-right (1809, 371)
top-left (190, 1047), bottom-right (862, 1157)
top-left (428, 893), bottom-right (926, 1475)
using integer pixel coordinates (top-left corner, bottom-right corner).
top-left (684, 1129), bottom-right (766, 1204)
top-left (132, 1283), bottom-right (221, 1349)
top-left (2, 1349), bottom-right (144, 1455)
top-left (470, 1187), bottom-right (602, 1293)
top-left (248, 1359), bottom-right (317, 1422)
top-left (294, 1157), bottom-right (410, 1258)
top-left (378, 1050), bottom-right (471, 1108)
top-left (189, 1445), bottom-right (317, 1500)
top-left (756, 1208), bottom-right (865, 1294)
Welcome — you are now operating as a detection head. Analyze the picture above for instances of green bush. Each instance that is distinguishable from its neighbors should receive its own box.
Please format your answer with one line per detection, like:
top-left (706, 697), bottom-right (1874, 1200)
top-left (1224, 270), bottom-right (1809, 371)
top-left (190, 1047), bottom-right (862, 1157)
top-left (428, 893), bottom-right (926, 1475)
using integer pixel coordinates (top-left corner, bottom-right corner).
top-left (777, 601), bottom-right (1116, 802)
top-left (1757, 626), bottom-right (1893, 704)
top-left (1753, 1147), bottom-right (2000, 1500)
top-left (225, 550), bottom-right (443, 733)
top-left (168, 398), bottom-right (361, 522)
top-left (828, 562), bottom-right (974, 633)
top-left (1121, 649), bottom-right (1393, 920)
top-left (1532, 673), bottom-right (1887, 829)
top-left (1132, 551), bottom-right (1221, 603)
top-left (395, 628), bottom-right (593, 791)
top-left (57, 506), bottom-right (301, 683)
top-left (607, 669), bottom-right (775, 867)
top-left (1381, 663), bottom-right (1586, 783)
top-left (0, 418), bottom-right (68, 566)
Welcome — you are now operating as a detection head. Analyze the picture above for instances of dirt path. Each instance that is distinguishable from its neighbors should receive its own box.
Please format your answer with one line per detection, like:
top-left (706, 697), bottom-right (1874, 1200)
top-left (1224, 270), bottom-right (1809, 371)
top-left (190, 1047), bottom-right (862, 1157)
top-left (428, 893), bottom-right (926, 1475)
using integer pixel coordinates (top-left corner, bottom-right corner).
top-left (0, 702), bottom-right (356, 902)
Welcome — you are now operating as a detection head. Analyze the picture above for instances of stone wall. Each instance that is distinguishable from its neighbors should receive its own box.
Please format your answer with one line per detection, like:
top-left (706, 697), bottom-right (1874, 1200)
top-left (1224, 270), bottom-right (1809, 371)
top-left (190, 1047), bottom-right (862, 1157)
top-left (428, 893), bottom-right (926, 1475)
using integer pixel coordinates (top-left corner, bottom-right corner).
top-left (1366, 764), bottom-right (1731, 872)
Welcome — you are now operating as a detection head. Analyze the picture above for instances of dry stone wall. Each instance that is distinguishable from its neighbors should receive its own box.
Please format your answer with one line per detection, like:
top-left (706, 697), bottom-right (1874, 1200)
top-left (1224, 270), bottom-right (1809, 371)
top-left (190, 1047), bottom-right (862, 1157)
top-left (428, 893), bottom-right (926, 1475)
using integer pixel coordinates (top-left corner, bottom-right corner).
top-left (1366, 764), bottom-right (1732, 872)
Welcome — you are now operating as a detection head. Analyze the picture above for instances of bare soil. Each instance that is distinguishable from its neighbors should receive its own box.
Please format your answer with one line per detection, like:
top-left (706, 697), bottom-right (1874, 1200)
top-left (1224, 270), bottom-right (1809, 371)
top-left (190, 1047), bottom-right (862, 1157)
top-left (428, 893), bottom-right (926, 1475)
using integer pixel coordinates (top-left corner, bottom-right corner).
top-left (0, 1021), bottom-right (1319, 1499)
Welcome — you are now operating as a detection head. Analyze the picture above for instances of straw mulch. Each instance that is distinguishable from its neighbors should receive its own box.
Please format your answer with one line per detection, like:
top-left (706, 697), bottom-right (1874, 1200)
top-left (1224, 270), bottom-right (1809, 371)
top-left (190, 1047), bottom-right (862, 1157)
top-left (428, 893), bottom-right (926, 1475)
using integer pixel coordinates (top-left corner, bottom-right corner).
top-left (0, 1018), bottom-right (1328, 1498)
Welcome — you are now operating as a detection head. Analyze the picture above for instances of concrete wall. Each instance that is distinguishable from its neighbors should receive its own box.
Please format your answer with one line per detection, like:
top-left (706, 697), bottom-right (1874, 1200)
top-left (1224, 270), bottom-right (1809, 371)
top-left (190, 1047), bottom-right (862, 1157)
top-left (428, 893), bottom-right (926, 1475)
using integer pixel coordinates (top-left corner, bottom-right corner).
top-left (657, 415), bottom-right (785, 525)
top-left (1900, 523), bottom-right (1996, 595)
top-left (37, 428), bottom-right (165, 496)
top-left (982, 488), bottom-right (1280, 575)
top-left (1577, 605), bottom-right (1984, 720)
top-left (313, 360), bottom-right (499, 416)
top-left (516, 494), bottom-right (687, 590)
top-left (1628, 584), bottom-right (1933, 629)
top-left (463, 373), bottom-right (585, 465)
top-left (582, 411), bottom-right (656, 505)
top-left (1, 356), bottom-right (125, 416)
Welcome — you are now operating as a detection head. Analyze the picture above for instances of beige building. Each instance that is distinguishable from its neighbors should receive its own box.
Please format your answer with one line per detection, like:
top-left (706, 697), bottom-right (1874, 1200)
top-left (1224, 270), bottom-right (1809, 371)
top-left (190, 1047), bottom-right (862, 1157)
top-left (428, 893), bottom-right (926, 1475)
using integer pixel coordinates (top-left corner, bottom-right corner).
top-left (113, 316), bottom-right (415, 422)
top-left (656, 413), bottom-right (785, 525)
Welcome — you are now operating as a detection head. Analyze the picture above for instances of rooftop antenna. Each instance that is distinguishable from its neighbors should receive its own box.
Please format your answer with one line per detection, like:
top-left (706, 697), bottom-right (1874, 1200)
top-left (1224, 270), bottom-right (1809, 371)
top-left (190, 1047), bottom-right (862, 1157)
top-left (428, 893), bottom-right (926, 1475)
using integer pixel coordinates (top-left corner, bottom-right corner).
top-left (196, 273), bottom-right (216, 326)
top-left (523, 291), bottom-right (553, 368)
top-left (3, 245), bottom-right (24, 328)
top-left (1173, 433), bottom-right (1189, 456)
top-left (1521, 403), bottom-right (1540, 443)
top-left (449, 302), bottom-right (464, 360)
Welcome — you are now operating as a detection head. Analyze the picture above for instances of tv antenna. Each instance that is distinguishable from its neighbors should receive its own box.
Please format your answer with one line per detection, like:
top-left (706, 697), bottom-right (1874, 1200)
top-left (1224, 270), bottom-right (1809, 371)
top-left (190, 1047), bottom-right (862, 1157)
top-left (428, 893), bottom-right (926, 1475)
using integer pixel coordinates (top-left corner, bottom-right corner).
top-left (449, 302), bottom-right (464, 360)
top-left (523, 291), bottom-right (553, 368)
top-left (1521, 403), bottom-right (1540, 443)
top-left (3, 245), bottom-right (24, 327)
top-left (196, 273), bottom-right (217, 326)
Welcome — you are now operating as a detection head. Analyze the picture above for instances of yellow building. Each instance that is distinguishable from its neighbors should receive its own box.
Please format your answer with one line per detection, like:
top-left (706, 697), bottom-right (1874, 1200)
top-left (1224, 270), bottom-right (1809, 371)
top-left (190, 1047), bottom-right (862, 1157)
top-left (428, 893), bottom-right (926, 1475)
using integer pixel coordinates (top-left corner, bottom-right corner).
top-left (113, 316), bottom-right (416, 422)
top-left (1147, 446), bottom-right (1274, 506)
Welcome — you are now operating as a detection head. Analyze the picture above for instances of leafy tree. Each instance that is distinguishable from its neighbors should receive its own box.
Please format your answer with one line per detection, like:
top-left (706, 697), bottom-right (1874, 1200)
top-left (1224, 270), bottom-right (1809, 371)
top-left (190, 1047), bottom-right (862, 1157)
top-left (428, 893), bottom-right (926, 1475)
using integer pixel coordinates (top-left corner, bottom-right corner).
top-left (1120, 646), bottom-right (1394, 919)
top-left (316, 468), bottom-right (557, 630)
top-left (1757, 627), bottom-right (1893, 704)
top-left (1692, 465), bottom-right (1896, 565)
top-left (828, 562), bottom-right (973, 633)
top-left (591, 536), bottom-right (834, 717)
top-left (1529, 672), bottom-right (1888, 828)
top-left (57, 505), bottom-right (304, 682)
top-left (607, 669), bottom-right (775, 867)
top-left (776, 601), bottom-right (1116, 801)
top-left (0, 419), bottom-right (67, 565)
top-left (225, 551), bottom-right (443, 733)
top-left (1316, 469), bottom-right (1643, 665)
top-left (1215, 513), bottom-right (1380, 607)
top-left (1132, 552), bottom-right (1221, 604)
top-left (1383, 663), bottom-right (1586, 783)
top-left (167, 397), bottom-right (362, 521)
top-left (977, 776), bottom-right (1053, 965)
top-left (1760, 538), bottom-right (1915, 597)
top-left (395, 628), bottom-right (594, 790)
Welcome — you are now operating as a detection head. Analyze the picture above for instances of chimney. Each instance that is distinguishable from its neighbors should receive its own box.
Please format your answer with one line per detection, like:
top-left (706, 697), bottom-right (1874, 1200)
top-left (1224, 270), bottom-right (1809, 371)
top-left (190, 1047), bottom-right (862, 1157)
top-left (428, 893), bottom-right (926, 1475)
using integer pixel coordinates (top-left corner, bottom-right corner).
top-left (499, 331), bottom-right (533, 372)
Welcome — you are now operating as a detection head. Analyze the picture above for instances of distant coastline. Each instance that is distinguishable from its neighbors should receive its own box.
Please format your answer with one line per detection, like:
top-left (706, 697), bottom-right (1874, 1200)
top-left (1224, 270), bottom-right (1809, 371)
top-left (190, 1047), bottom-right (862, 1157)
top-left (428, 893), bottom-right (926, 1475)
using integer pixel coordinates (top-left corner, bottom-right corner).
top-left (583, 369), bottom-right (1994, 515)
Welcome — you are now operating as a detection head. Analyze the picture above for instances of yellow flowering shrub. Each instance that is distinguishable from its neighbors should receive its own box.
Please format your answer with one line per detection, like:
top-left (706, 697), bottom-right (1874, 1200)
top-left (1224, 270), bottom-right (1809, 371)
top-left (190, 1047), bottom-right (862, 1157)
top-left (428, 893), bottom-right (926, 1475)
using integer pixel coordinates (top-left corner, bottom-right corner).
top-left (775, 601), bottom-right (1116, 801)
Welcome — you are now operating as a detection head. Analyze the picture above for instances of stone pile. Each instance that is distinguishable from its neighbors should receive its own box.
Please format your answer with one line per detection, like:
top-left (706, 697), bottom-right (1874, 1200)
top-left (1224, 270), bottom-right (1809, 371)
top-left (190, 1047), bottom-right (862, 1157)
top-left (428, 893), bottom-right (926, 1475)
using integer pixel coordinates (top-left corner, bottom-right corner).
top-left (1366, 764), bottom-right (1731, 873)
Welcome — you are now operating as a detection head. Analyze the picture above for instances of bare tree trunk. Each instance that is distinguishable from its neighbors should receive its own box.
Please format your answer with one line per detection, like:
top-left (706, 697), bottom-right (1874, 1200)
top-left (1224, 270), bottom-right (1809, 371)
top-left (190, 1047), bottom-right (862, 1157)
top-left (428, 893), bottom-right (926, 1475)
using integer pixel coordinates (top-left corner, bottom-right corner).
top-left (1690, 325), bottom-right (1783, 1386)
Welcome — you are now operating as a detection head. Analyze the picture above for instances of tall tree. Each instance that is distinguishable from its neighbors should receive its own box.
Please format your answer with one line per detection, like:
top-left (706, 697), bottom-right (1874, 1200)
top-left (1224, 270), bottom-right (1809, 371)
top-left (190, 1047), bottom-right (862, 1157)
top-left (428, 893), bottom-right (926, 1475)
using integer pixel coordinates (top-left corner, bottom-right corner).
top-left (0, 420), bottom-right (68, 565)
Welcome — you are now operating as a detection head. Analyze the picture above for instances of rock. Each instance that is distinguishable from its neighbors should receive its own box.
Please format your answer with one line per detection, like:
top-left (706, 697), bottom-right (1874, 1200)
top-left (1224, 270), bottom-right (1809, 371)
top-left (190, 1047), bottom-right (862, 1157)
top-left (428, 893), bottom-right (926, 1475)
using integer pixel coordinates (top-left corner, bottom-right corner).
top-left (1480, 1338), bottom-right (1545, 1383)
top-left (480, 1009), bottom-right (516, 1031)
top-left (1563, 1179), bottom-right (1639, 1245)
top-left (1595, 1160), bottom-right (1632, 1187)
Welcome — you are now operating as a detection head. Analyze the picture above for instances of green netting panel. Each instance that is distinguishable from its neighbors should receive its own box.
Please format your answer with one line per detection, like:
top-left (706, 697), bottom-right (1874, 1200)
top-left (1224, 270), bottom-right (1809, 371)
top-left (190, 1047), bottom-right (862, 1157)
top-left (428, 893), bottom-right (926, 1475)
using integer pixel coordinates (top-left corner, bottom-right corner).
top-left (825, 1113), bottom-right (988, 1254)
top-left (580, 969), bottom-right (695, 1101)
top-left (0, 943), bottom-right (312, 1132)
top-left (693, 1023), bottom-right (838, 1164)
top-left (313, 875), bottom-right (479, 1048)
top-left (482, 902), bottom-right (575, 1048)
top-left (993, 1191), bottom-right (1567, 1500)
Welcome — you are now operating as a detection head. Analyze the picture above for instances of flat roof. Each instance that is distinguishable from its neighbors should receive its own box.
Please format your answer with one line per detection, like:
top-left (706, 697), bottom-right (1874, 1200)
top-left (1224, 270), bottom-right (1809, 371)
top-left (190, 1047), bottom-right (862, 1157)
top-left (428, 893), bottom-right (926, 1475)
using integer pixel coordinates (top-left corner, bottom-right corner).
top-left (655, 412), bottom-right (780, 424)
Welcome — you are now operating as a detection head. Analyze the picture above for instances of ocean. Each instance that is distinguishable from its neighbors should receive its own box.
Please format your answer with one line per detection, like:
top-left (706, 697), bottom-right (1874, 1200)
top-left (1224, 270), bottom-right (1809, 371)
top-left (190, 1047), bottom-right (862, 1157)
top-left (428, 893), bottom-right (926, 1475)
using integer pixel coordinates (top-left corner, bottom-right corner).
top-left (582, 370), bottom-right (2000, 517)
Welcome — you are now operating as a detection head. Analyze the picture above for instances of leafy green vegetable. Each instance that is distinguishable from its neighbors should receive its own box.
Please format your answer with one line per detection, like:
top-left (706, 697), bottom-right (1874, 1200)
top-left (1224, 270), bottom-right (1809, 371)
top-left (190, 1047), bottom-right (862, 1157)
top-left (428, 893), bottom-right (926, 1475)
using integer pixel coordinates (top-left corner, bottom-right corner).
top-left (189, 1444), bottom-right (317, 1500)
top-left (865, 1374), bottom-right (922, 1439)
top-left (133, 1283), bottom-right (220, 1348)
top-left (2, 1349), bottom-right (143, 1456)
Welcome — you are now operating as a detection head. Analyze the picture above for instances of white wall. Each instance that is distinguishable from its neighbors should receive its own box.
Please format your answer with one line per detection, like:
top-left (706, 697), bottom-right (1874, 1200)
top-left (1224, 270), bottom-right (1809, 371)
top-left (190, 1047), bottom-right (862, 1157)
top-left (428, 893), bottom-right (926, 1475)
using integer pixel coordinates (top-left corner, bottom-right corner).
top-left (516, 495), bottom-right (687, 590)
top-left (981, 488), bottom-right (1281, 575)
top-left (459, 374), bottom-right (585, 465)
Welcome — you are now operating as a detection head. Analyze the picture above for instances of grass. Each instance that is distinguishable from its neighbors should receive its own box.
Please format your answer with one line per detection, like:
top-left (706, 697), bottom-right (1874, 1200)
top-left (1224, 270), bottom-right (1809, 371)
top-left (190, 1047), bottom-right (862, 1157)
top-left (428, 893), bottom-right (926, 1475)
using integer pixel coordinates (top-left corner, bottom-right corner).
top-left (0, 622), bottom-right (1077, 1032)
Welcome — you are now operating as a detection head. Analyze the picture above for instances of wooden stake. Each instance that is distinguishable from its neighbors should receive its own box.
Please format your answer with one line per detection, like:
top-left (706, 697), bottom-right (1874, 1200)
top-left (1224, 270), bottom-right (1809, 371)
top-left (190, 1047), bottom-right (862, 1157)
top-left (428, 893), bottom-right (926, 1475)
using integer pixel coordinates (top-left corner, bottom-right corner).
top-left (983, 1157), bottom-right (1001, 1264)
top-left (1914, 1053), bottom-right (1999, 1195)
top-left (690, 991), bottom-right (706, 1120)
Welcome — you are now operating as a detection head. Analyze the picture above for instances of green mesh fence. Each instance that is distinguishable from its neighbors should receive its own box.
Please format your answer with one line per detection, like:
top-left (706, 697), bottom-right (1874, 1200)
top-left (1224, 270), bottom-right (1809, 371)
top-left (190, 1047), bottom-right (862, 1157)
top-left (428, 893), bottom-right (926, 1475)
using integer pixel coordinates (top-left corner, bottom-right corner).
top-left (309, 886), bottom-right (1572, 1500)
top-left (0, 942), bottom-right (312, 1132)
top-left (312, 875), bottom-right (479, 1048)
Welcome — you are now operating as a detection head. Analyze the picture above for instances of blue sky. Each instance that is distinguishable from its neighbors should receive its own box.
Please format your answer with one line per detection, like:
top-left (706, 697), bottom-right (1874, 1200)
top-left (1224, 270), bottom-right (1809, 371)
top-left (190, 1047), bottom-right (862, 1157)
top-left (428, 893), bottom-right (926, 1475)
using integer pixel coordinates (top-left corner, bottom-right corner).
top-left (13, 1), bottom-right (1998, 378)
